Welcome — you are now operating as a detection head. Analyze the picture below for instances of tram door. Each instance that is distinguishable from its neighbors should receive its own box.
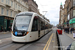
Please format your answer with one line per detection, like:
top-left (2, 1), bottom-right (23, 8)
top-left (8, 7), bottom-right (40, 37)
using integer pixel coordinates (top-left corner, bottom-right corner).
top-left (31, 16), bottom-right (40, 38)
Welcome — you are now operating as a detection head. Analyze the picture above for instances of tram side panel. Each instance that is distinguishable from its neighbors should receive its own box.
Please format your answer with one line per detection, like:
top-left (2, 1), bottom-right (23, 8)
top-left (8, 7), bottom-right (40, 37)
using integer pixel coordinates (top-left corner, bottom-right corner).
top-left (40, 30), bottom-right (45, 37)
top-left (27, 31), bottom-right (38, 42)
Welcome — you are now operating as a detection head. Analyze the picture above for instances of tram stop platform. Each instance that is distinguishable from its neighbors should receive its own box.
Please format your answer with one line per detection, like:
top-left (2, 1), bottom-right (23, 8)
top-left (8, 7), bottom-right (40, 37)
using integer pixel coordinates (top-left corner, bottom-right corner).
top-left (58, 30), bottom-right (74, 50)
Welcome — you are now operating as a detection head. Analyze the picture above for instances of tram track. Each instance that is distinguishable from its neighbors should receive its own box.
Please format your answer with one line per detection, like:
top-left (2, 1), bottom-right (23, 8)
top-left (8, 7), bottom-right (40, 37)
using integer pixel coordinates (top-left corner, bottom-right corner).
top-left (3, 43), bottom-right (26, 50)
top-left (0, 42), bottom-right (26, 50)
top-left (16, 44), bottom-right (26, 50)
top-left (0, 42), bottom-right (13, 48)
top-left (0, 42), bottom-right (14, 50)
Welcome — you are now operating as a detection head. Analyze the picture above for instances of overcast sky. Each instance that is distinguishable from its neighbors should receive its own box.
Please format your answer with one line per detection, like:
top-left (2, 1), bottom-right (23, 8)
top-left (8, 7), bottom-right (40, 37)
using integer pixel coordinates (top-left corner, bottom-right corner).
top-left (34, 0), bottom-right (66, 26)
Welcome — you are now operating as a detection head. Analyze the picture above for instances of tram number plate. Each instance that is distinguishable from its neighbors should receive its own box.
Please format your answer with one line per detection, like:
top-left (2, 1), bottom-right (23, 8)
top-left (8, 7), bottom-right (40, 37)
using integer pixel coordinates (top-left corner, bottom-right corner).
top-left (18, 33), bottom-right (22, 35)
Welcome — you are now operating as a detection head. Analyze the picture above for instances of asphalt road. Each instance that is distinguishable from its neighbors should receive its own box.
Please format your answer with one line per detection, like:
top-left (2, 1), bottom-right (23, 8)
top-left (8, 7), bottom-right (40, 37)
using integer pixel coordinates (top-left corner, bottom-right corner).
top-left (0, 30), bottom-right (54, 50)
top-left (0, 33), bottom-right (11, 39)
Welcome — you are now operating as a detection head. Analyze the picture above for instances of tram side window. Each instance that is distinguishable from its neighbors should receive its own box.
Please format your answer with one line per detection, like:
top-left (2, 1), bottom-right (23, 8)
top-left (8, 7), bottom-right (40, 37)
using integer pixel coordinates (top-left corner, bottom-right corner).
top-left (32, 18), bottom-right (38, 31)
top-left (45, 24), bottom-right (48, 29)
top-left (41, 21), bottom-right (45, 30)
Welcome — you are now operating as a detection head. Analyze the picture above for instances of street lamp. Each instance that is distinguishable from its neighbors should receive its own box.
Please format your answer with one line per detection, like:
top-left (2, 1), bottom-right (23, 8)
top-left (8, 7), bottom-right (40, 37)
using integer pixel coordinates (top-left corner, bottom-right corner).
top-left (42, 11), bottom-right (47, 16)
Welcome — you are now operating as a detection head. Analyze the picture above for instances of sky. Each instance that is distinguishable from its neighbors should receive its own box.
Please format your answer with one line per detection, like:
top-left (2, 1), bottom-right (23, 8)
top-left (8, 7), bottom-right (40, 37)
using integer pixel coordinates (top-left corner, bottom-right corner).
top-left (34, 0), bottom-right (66, 26)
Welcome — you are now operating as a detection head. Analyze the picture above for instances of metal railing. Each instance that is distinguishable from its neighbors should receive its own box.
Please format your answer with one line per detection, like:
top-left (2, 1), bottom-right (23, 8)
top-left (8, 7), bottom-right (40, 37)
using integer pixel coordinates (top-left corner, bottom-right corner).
top-left (56, 30), bottom-right (63, 50)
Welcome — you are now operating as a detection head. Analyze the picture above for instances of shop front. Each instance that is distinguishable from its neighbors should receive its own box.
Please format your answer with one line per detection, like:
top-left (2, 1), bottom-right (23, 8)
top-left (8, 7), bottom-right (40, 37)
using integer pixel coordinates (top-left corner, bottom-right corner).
top-left (0, 16), bottom-right (14, 31)
top-left (69, 18), bottom-right (75, 28)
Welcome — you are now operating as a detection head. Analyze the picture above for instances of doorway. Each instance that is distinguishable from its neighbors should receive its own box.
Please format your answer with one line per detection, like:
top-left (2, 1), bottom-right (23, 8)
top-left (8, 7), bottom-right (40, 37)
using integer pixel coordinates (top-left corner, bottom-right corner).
top-left (7, 20), bottom-right (10, 31)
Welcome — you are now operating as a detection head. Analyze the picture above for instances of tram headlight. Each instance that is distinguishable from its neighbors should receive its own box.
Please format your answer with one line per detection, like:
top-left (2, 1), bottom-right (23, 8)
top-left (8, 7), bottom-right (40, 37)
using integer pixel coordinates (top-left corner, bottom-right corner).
top-left (23, 32), bottom-right (26, 36)
top-left (11, 31), bottom-right (13, 34)
top-left (23, 32), bottom-right (29, 36)
top-left (26, 32), bottom-right (29, 35)
top-left (11, 31), bottom-right (15, 35)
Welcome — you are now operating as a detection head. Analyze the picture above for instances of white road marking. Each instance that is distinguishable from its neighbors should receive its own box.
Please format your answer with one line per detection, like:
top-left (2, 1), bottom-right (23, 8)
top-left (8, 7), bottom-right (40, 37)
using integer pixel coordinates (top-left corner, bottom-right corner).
top-left (0, 38), bottom-right (11, 44)
top-left (19, 44), bottom-right (32, 50)
top-left (0, 40), bottom-right (2, 43)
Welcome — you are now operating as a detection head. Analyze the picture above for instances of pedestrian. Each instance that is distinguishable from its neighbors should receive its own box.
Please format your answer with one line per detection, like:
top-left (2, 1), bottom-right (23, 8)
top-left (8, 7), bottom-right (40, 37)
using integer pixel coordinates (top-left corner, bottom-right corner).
top-left (8, 26), bottom-right (11, 31)
top-left (1, 26), bottom-right (3, 32)
top-left (10, 23), bottom-right (12, 31)
top-left (66, 27), bottom-right (69, 34)
top-left (64, 27), bottom-right (66, 32)
top-left (73, 28), bottom-right (75, 38)
top-left (64, 27), bottom-right (67, 33)
top-left (70, 27), bottom-right (74, 34)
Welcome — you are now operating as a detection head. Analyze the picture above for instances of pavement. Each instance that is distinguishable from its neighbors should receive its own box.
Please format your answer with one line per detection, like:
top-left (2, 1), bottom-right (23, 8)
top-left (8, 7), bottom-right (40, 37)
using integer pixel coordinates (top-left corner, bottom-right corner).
top-left (65, 32), bottom-right (75, 40)
top-left (58, 30), bottom-right (74, 50)
top-left (0, 31), bottom-right (11, 35)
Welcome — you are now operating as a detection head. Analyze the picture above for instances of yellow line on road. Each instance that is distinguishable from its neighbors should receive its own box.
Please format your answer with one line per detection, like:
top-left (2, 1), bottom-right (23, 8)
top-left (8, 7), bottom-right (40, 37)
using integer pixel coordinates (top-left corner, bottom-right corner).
top-left (0, 40), bottom-right (2, 43)
top-left (43, 33), bottom-right (53, 50)
top-left (46, 34), bottom-right (53, 50)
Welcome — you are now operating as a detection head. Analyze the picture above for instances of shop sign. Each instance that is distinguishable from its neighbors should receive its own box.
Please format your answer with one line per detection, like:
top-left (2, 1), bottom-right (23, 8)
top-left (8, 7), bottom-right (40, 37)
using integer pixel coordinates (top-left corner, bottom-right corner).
top-left (69, 18), bottom-right (75, 24)
top-left (5, 17), bottom-right (13, 20)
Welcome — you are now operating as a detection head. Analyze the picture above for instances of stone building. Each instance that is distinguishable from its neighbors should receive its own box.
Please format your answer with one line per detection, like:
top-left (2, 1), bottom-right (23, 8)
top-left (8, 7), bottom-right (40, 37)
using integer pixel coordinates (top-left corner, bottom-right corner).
top-left (59, 3), bottom-right (64, 28)
top-left (23, 0), bottom-right (40, 15)
top-left (63, 0), bottom-right (69, 27)
top-left (69, 0), bottom-right (75, 28)
top-left (0, 0), bottom-right (28, 31)
top-left (59, 0), bottom-right (75, 28)
top-left (63, 0), bottom-right (75, 28)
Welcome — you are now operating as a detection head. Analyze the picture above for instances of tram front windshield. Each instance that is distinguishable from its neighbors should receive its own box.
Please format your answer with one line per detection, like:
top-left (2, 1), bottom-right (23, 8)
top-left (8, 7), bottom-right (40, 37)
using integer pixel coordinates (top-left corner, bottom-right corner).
top-left (15, 15), bottom-right (32, 31)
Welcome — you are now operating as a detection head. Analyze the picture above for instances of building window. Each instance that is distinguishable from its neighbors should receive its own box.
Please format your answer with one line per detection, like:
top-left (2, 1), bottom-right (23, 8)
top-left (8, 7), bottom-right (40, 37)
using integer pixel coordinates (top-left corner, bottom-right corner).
top-left (1, 8), bottom-right (4, 14)
top-left (8, 0), bottom-right (9, 4)
top-left (11, 11), bottom-right (12, 16)
top-left (18, 5), bottom-right (19, 9)
top-left (73, 0), bottom-right (75, 6)
top-left (73, 10), bottom-right (75, 17)
top-left (68, 14), bottom-right (70, 20)
top-left (11, 1), bottom-right (13, 6)
top-left (1, 0), bottom-right (4, 2)
top-left (6, 0), bottom-right (9, 4)
top-left (7, 10), bottom-right (8, 16)
top-left (15, 3), bottom-right (16, 8)
top-left (6, 0), bottom-right (7, 4)
top-left (16, 3), bottom-right (17, 8)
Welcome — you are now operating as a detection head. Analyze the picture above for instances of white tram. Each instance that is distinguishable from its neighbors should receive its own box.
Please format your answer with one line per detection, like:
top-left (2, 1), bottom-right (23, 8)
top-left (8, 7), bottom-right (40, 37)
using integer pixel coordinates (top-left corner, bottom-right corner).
top-left (11, 12), bottom-right (51, 42)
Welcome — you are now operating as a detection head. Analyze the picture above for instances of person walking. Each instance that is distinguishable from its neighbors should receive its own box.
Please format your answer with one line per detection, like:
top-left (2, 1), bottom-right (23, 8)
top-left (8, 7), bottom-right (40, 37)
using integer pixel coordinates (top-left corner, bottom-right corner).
top-left (70, 27), bottom-right (74, 34)
top-left (1, 26), bottom-right (3, 32)
top-left (67, 27), bottom-right (69, 34)
top-left (73, 28), bottom-right (75, 38)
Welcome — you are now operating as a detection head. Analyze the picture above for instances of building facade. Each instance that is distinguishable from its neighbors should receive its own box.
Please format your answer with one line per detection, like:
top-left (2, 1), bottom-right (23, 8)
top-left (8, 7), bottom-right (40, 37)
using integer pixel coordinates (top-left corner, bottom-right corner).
top-left (63, 0), bottom-right (69, 27)
top-left (63, 0), bottom-right (75, 28)
top-left (0, 0), bottom-right (28, 31)
top-left (59, 0), bottom-right (75, 28)
top-left (59, 3), bottom-right (64, 28)
top-left (23, 0), bottom-right (40, 15)
top-left (69, 0), bottom-right (75, 28)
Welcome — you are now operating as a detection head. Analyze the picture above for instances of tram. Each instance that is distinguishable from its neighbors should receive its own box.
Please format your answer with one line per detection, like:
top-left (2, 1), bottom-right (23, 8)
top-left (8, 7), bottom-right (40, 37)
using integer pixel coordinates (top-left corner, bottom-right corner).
top-left (11, 12), bottom-right (51, 42)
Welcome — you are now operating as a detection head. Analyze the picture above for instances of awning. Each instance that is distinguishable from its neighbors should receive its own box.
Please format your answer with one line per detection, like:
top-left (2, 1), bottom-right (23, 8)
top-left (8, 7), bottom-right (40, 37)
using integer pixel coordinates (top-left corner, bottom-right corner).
top-left (69, 18), bottom-right (75, 24)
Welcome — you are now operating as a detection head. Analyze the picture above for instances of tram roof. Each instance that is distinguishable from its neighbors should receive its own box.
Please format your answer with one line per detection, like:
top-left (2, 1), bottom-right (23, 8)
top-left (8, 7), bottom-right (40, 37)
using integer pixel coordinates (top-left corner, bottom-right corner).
top-left (17, 12), bottom-right (36, 15)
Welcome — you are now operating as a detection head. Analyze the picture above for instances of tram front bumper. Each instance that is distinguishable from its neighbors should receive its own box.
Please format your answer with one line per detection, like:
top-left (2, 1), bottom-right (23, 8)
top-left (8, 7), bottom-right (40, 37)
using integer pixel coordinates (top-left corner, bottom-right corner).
top-left (12, 35), bottom-right (27, 42)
